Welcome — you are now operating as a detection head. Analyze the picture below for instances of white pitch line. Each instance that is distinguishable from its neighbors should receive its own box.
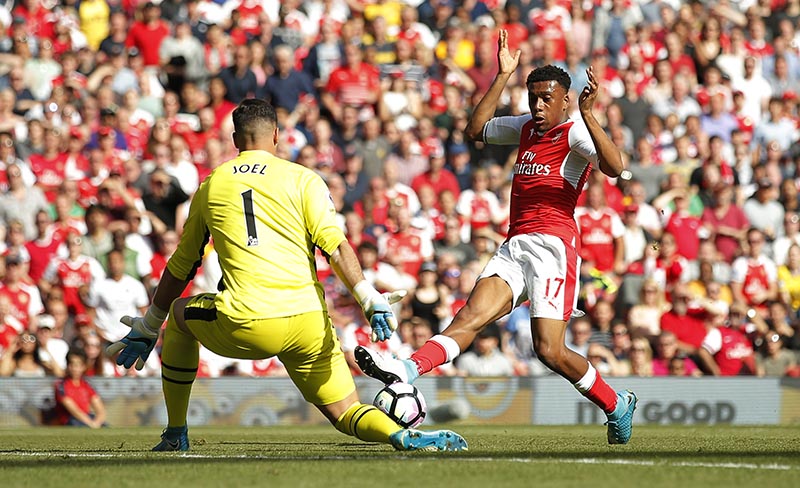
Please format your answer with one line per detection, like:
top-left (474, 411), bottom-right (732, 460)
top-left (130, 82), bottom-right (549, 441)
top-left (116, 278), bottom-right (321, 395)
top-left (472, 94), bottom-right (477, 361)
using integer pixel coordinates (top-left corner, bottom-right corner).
top-left (0, 451), bottom-right (795, 471)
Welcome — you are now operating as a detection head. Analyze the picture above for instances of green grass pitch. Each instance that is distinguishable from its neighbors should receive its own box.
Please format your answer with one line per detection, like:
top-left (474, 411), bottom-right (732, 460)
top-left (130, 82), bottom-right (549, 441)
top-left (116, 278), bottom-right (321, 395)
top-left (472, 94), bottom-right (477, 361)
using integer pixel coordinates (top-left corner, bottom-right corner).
top-left (1, 425), bottom-right (799, 488)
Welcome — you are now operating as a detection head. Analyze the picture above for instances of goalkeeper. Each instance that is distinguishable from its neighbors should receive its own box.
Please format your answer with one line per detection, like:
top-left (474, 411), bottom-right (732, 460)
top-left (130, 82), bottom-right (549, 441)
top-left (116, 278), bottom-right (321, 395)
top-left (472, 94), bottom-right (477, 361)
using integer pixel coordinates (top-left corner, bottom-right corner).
top-left (107, 99), bottom-right (466, 452)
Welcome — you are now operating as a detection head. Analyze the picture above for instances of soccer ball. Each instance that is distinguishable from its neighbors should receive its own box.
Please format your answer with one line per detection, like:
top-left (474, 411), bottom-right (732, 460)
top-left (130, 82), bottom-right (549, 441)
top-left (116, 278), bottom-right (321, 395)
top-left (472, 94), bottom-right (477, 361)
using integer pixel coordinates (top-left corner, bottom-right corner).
top-left (373, 382), bottom-right (427, 428)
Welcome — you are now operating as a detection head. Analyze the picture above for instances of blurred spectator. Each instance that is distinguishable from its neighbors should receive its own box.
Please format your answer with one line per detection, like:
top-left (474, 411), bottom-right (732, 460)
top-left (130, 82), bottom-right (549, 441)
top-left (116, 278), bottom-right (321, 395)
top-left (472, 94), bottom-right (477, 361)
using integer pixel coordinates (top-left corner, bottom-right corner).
top-left (410, 261), bottom-right (449, 332)
top-left (700, 93), bottom-right (739, 144)
top-left (0, 252), bottom-right (44, 331)
top-left (778, 244), bottom-right (800, 318)
top-left (218, 44), bottom-right (258, 104)
top-left (141, 169), bottom-right (190, 231)
top-left (84, 249), bottom-right (149, 343)
top-left (609, 321), bottom-right (632, 361)
top-left (79, 0), bottom-right (111, 52)
top-left (358, 240), bottom-right (414, 295)
top-left (0, 163), bottom-right (48, 240)
top-left (52, 349), bottom-right (107, 427)
top-left (701, 183), bottom-right (749, 263)
top-left (627, 278), bottom-right (668, 339)
top-left (614, 72), bottom-right (651, 145)
top-left (591, 0), bottom-right (643, 66)
top-left (126, 2), bottom-right (171, 68)
top-left (663, 189), bottom-right (706, 261)
top-left (697, 307), bottom-right (756, 376)
top-left (731, 228), bottom-right (778, 316)
top-left (627, 336), bottom-right (654, 377)
top-left (756, 332), bottom-right (797, 376)
top-left (0, 331), bottom-right (51, 377)
top-left (377, 72), bottom-right (423, 131)
top-left (659, 282), bottom-right (711, 356)
top-left (587, 342), bottom-right (628, 377)
top-left (652, 330), bottom-right (700, 377)
top-left (731, 56), bottom-right (772, 124)
top-left (40, 233), bottom-right (105, 315)
top-left (651, 74), bottom-right (702, 124)
top-left (640, 231), bottom-right (690, 288)
top-left (751, 97), bottom-right (796, 162)
top-left (35, 314), bottom-right (67, 375)
top-left (434, 216), bottom-right (476, 267)
top-left (377, 205), bottom-right (433, 277)
top-left (385, 130), bottom-right (428, 187)
top-left (566, 315), bottom-right (592, 358)
top-left (456, 167), bottom-right (504, 235)
top-left (158, 16), bottom-right (206, 91)
top-left (322, 42), bottom-right (381, 124)
top-left (81, 204), bottom-right (113, 260)
top-left (620, 199), bottom-right (649, 268)
top-left (744, 179), bottom-right (785, 241)
top-left (772, 212), bottom-right (800, 267)
top-left (455, 322), bottom-right (514, 376)
top-left (98, 10), bottom-right (128, 61)
top-left (383, 159), bottom-right (422, 217)
top-left (588, 299), bottom-right (615, 349)
top-left (576, 182), bottom-right (626, 277)
top-left (259, 44), bottom-right (316, 113)
top-left (74, 331), bottom-right (116, 377)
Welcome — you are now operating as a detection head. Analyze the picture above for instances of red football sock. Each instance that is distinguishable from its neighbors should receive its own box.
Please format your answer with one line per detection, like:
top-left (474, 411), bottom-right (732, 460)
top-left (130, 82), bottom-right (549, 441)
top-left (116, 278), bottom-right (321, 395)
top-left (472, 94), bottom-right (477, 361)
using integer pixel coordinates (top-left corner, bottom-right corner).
top-left (410, 340), bottom-right (448, 375)
top-left (583, 372), bottom-right (618, 414)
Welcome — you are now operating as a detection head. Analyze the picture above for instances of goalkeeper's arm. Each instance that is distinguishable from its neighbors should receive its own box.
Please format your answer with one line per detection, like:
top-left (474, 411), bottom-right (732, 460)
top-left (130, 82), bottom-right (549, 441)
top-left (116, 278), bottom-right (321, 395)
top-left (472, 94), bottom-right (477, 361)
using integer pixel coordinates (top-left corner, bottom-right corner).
top-left (328, 241), bottom-right (404, 342)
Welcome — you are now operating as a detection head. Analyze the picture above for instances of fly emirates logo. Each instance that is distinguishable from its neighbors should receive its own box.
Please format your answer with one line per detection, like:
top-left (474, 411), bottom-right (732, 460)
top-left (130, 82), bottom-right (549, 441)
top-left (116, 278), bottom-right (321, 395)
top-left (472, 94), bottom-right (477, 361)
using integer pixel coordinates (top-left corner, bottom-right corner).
top-left (513, 150), bottom-right (550, 176)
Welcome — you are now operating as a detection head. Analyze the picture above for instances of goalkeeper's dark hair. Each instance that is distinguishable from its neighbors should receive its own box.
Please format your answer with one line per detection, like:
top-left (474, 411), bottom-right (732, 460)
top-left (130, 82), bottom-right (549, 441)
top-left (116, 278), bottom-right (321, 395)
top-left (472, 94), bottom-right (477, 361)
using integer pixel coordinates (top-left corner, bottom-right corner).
top-left (526, 65), bottom-right (571, 91)
top-left (232, 99), bottom-right (278, 135)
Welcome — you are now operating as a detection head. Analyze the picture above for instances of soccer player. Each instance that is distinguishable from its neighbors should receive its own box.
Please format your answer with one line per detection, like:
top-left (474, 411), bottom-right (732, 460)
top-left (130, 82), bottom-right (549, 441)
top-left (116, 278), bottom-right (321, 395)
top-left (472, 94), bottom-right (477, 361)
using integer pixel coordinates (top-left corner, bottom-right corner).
top-left (107, 99), bottom-right (466, 452)
top-left (355, 30), bottom-right (639, 445)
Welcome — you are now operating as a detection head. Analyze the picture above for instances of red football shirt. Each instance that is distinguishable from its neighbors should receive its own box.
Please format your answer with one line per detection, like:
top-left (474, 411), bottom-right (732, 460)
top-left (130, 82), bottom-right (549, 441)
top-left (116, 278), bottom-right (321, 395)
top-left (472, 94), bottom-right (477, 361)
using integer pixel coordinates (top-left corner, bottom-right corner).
top-left (483, 116), bottom-right (596, 246)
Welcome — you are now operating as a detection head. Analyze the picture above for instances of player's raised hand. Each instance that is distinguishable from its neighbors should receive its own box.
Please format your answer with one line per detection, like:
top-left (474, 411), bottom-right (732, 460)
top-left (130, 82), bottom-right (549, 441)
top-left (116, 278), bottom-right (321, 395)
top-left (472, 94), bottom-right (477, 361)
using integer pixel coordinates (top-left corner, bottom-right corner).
top-left (106, 315), bottom-right (160, 371)
top-left (579, 66), bottom-right (600, 114)
top-left (497, 29), bottom-right (521, 76)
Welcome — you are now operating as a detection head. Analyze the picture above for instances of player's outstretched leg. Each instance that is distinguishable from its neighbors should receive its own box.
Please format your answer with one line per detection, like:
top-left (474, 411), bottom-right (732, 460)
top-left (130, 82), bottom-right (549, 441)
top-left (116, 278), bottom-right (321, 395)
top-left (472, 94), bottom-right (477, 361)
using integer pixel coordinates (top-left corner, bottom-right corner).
top-left (605, 390), bottom-right (638, 445)
top-left (152, 425), bottom-right (190, 451)
top-left (354, 346), bottom-right (418, 385)
top-left (390, 429), bottom-right (468, 452)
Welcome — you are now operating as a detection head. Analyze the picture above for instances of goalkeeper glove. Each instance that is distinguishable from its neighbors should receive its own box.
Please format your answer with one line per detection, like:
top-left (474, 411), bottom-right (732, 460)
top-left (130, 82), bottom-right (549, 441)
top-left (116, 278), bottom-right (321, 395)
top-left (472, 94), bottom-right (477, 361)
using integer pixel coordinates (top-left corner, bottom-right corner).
top-left (105, 305), bottom-right (167, 371)
top-left (353, 281), bottom-right (407, 342)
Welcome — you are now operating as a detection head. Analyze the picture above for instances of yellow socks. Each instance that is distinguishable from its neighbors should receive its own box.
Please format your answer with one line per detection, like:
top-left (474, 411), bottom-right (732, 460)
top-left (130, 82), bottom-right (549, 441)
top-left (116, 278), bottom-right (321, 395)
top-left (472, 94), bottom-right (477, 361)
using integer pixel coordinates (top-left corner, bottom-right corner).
top-left (160, 319), bottom-right (199, 428)
top-left (335, 403), bottom-right (402, 443)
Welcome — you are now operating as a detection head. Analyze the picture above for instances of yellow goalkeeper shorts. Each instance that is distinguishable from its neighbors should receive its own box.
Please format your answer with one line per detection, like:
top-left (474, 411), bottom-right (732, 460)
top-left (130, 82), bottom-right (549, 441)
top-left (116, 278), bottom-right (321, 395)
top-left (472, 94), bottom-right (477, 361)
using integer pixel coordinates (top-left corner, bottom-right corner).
top-left (182, 293), bottom-right (356, 406)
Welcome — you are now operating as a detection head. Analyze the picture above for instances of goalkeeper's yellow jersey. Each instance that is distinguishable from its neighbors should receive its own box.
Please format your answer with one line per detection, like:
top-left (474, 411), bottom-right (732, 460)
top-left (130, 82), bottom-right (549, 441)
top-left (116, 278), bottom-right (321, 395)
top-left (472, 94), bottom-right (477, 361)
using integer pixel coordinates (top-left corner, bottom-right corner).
top-left (167, 150), bottom-right (346, 320)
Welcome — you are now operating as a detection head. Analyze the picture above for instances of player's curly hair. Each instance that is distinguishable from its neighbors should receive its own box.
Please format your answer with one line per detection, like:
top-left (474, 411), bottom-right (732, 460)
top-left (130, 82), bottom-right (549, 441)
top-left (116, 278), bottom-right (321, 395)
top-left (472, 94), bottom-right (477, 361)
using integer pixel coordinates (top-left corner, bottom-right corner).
top-left (526, 65), bottom-right (571, 91)
top-left (232, 99), bottom-right (278, 134)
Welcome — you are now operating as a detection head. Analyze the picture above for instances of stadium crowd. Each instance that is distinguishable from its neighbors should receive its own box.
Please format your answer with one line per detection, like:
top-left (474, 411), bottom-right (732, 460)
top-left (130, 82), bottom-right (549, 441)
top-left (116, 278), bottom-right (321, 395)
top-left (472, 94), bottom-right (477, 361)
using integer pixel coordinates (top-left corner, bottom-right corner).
top-left (0, 0), bottom-right (800, 382)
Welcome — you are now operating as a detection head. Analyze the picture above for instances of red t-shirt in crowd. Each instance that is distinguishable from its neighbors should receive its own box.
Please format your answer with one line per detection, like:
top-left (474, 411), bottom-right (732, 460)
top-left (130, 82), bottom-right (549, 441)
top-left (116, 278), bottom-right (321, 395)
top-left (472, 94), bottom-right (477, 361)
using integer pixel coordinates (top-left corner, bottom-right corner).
top-left (126, 20), bottom-right (170, 66)
top-left (25, 231), bottom-right (64, 283)
top-left (660, 308), bottom-right (707, 349)
top-left (54, 377), bottom-right (98, 425)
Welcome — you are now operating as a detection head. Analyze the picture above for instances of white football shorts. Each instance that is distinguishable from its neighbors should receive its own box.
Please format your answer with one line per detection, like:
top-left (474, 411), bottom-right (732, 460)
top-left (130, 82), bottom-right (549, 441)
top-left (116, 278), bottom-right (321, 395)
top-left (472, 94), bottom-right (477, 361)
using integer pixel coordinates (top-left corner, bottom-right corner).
top-left (478, 233), bottom-right (580, 321)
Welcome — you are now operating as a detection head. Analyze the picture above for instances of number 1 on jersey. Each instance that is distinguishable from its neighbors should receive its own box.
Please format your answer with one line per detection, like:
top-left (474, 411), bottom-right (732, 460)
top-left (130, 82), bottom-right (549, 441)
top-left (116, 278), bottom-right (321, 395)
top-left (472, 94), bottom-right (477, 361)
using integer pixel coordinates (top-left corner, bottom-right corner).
top-left (241, 189), bottom-right (259, 246)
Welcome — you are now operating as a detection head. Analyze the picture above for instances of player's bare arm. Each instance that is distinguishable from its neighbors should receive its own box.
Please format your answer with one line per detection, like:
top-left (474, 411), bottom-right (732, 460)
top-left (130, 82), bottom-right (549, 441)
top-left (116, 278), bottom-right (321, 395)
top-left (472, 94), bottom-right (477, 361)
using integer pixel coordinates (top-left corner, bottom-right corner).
top-left (329, 241), bottom-right (369, 293)
top-left (465, 29), bottom-right (520, 141)
top-left (150, 267), bottom-right (191, 316)
top-left (578, 67), bottom-right (625, 178)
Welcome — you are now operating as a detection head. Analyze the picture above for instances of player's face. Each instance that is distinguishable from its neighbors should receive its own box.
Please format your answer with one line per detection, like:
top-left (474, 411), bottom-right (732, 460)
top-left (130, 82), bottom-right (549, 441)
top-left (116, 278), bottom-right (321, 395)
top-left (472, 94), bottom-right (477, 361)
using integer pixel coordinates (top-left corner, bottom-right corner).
top-left (527, 80), bottom-right (569, 132)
